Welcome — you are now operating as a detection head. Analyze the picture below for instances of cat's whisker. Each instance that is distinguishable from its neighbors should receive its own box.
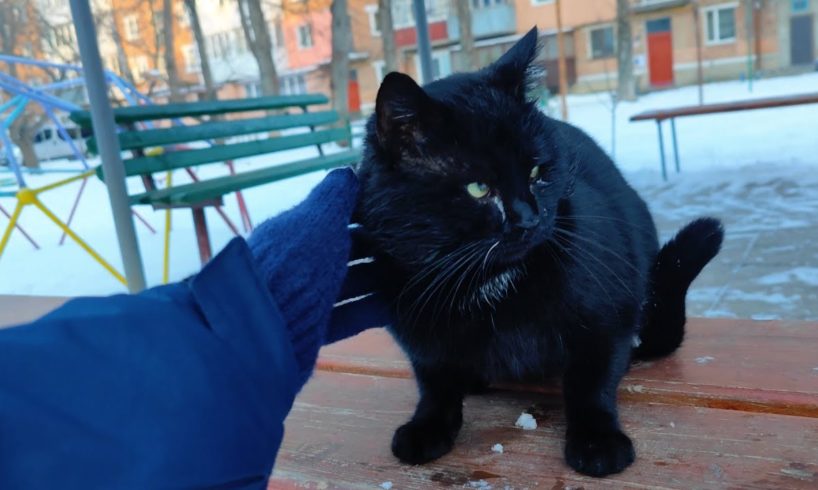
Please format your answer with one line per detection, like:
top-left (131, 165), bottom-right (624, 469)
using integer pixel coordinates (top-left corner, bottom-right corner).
top-left (554, 230), bottom-right (639, 301)
top-left (555, 227), bottom-right (644, 277)
top-left (551, 234), bottom-right (620, 312)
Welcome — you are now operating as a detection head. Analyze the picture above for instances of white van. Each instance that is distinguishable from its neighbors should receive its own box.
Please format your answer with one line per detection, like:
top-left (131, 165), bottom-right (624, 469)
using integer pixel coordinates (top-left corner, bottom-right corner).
top-left (33, 124), bottom-right (89, 161)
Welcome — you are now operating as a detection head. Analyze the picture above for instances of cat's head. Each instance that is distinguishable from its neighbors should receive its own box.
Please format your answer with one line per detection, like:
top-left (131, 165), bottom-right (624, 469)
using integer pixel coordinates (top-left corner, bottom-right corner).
top-left (358, 27), bottom-right (576, 281)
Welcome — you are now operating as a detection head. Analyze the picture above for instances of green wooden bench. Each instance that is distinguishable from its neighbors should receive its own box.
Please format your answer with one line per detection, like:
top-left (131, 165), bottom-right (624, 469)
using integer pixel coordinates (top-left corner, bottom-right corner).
top-left (70, 94), bottom-right (361, 265)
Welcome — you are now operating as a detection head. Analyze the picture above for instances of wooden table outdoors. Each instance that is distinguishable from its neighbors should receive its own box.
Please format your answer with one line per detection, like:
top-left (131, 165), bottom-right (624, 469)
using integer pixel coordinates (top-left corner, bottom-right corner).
top-left (2, 296), bottom-right (817, 489)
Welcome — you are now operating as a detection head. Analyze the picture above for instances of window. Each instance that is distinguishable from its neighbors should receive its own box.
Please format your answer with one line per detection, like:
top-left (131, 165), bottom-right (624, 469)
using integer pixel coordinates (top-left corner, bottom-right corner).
top-left (473, 0), bottom-right (507, 7)
top-left (182, 44), bottom-right (200, 73)
top-left (132, 55), bottom-right (149, 81)
top-left (589, 25), bottom-right (615, 59)
top-left (365, 5), bottom-right (380, 36)
top-left (792, 0), bottom-right (810, 13)
top-left (704, 4), bottom-right (736, 44)
top-left (281, 74), bottom-right (307, 95)
top-left (124, 14), bottom-right (139, 41)
top-left (245, 82), bottom-right (261, 98)
top-left (373, 60), bottom-right (386, 82)
top-left (297, 23), bottom-right (313, 49)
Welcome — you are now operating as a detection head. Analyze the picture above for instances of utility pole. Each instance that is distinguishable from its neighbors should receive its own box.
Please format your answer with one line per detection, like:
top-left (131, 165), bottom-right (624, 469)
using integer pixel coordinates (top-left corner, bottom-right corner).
top-left (555, 0), bottom-right (568, 120)
top-left (412, 0), bottom-right (433, 84)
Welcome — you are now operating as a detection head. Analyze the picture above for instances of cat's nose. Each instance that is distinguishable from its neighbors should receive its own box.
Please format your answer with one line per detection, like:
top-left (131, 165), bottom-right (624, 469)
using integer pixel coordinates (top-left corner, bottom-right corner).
top-left (512, 199), bottom-right (540, 230)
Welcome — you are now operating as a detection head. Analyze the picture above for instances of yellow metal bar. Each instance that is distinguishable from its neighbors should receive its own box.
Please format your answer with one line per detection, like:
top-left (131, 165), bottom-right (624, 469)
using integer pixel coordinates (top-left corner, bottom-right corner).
top-left (0, 201), bottom-right (24, 260)
top-left (162, 171), bottom-right (172, 284)
top-left (32, 197), bottom-right (127, 286)
top-left (32, 169), bottom-right (97, 195)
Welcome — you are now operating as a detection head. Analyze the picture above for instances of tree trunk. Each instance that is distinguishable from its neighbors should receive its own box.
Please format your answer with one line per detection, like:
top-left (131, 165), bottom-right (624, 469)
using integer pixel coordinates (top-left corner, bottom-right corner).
top-left (615, 0), bottom-right (636, 101)
top-left (184, 0), bottom-right (216, 100)
top-left (378, 0), bottom-right (398, 73)
top-left (163, 0), bottom-right (183, 102)
top-left (238, 0), bottom-right (279, 96)
top-left (455, 0), bottom-right (478, 70)
top-left (331, 0), bottom-right (352, 122)
top-left (9, 116), bottom-right (43, 169)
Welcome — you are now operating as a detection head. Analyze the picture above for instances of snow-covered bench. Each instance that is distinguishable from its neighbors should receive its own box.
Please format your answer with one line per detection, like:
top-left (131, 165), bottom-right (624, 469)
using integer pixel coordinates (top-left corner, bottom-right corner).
top-left (630, 92), bottom-right (818, 180)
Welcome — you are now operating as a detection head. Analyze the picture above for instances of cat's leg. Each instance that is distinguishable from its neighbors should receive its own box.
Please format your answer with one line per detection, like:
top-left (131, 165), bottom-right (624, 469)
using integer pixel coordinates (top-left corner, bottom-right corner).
top-left (562, 332), bottom-right (635, 477)
top-left (391, 362), bottom-right (473, 464)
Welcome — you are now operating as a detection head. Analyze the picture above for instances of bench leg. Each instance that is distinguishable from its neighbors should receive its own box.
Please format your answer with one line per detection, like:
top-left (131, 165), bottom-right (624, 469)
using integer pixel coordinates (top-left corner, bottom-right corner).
top-left (192, 207), bottom-right (212, 264)
top-left (656, 120), bottom-right (667, 181)
top-left (670, 118), bottom-right (681, 174)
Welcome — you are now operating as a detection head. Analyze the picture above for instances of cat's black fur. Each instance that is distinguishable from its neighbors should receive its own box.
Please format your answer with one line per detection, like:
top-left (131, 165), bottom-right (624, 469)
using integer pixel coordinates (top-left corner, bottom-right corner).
top-left (355, 27), bottom-right (724, 477)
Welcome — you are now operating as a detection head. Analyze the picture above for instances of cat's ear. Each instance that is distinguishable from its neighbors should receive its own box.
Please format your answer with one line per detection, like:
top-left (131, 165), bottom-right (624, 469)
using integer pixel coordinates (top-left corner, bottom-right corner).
top-left (485, 26), bottom-right (542, 101)
top-left (375, 72), bottom-right (437, 151)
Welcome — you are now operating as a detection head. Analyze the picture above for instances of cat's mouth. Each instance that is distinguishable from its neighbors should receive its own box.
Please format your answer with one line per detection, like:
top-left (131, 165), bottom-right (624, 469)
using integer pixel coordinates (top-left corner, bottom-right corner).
top-left (497, 225), bottom-right (552, 264)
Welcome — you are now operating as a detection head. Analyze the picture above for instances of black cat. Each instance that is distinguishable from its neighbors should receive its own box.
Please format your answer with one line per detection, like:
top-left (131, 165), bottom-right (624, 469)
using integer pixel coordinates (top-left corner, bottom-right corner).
top-left (355, 27), bottom-right (724, 477)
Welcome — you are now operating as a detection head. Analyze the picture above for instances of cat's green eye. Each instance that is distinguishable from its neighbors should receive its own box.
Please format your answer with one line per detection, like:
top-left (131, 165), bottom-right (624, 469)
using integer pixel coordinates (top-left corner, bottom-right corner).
top-left (466, 182), bottom-right (490, 199)
top-left (530, 166), bottom-right (540, 180)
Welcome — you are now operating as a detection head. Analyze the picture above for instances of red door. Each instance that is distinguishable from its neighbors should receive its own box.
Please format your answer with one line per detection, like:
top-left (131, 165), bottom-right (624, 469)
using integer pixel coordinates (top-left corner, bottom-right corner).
top-left (647, 18), bottom-right (673, 87)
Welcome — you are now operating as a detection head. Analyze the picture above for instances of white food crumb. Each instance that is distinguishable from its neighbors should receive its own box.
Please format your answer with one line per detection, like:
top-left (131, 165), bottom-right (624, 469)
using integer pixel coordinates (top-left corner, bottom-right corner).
top-left (515, 412), bottom-right (537, 430)
top-left (466, 480), bottom-right (492, 489)
top-left (491, 443), bottom-right (504, 454)
top-left (670, 422), bottom-right (676, 428)
top-left (695, 356), bottom-right (715, 365)
top-left (380, 482), bottom-right (393, 490)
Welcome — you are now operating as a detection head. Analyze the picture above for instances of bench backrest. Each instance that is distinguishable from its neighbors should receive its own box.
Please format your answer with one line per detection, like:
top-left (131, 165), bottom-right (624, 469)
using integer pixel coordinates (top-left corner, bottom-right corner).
top-left (69, 94), bottom-right (351, 180)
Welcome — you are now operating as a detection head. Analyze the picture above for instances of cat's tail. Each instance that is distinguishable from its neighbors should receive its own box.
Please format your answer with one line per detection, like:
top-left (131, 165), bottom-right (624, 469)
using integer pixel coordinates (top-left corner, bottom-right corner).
top-left (633, 217), bottom-right (724, 360)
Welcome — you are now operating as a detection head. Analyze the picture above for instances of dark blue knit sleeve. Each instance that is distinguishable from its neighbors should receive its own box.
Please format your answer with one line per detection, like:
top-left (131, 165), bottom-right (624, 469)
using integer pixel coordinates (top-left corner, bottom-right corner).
top-left (0, 239), bottom-right (298, 490)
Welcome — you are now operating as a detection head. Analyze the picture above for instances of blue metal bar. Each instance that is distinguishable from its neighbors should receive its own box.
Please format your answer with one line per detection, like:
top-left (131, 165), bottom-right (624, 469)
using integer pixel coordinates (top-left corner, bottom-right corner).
top-left (0, 99), bottom-right (28, 130)
top-left (670, 117), bottom-right (680, 174)
top-left (657, 120), bottom-right (667, 181)
top-left (42, 105), bottom-right (90, 170)
top-left (0, 73), bottom-right (81, 112)
top-left (0, 54), bottom-right (85, 73)
top-left (0, 96), bottom-right (24, 115)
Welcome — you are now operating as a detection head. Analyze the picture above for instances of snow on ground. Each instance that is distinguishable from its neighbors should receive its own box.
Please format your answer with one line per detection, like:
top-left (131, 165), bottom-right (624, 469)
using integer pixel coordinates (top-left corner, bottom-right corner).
top-left (1, 72), bottom-right (816, 314)
top-left (514, 412), bottom-right (537, 430)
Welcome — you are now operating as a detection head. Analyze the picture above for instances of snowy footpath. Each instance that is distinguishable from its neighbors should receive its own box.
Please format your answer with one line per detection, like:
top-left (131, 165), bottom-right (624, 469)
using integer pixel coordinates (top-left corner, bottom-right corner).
top-left (1, 72), bottom-right (816, 320)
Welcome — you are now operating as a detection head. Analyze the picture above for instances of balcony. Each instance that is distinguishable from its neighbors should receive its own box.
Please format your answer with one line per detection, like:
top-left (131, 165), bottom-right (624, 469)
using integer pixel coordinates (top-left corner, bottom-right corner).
top-left (448, 3), bottom-right (517, 41)
top-left (632, 0), bottom-right (690, 14)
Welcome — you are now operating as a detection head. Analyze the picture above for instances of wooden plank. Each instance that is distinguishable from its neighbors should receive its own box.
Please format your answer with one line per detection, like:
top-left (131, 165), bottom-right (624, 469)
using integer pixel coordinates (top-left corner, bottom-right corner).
top-left (0, 295), bottom-right (67, 329)
top-left (630, 92), bottom-right (818, 121)
top-left (317, 319), bottom-right (818, 417)
top-left (272, 370), bottom-right (818, 489)
top-left (130, 149), bottom-right (362, 206)
top-left (113, 111), bottom-right (339, 151)
top-left (69, 94), bottom-right (329, 126)
top-left (105, 128), bottom-right (351, 178)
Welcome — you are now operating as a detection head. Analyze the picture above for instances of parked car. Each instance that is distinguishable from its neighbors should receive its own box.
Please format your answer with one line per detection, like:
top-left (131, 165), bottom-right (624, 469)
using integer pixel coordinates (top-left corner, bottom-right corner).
top-left (32, 124), bottom-right (89, 161)
top-left (0, 143), bottom-right (22, 166)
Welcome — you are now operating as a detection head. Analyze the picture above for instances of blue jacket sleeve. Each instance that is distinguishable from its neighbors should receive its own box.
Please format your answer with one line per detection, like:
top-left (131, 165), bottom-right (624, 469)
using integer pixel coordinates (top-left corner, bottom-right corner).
top-left (0, 238), bottom-right (299, 490)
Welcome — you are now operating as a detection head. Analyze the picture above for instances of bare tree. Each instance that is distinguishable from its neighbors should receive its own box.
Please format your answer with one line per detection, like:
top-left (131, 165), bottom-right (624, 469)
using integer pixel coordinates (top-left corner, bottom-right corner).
top-left (184, 0), bottom-right (216, 100)
top-left (0, 1), bottom-right (46, 168)
top-left (108, 10), bottom-right (137, 85)
top-left (330, 0), bottom-right (351, 122)
top-left (455, 0), bottom-right (478, 70)
top-left (615, 0), bottom-right (635, 101)
top-left (237, 0), bottom-right (279, 95)
top-left (162, 0), bottom-right (183, 101)
top-left (377, 0), bottom-right (397, 74)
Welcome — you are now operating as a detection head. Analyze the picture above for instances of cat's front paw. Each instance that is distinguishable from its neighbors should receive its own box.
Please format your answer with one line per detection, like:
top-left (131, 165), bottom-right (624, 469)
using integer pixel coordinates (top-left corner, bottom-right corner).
top-left (565, 429), bottom-right (635, 477)
top-left (391, 419), bottom-right (459, 464)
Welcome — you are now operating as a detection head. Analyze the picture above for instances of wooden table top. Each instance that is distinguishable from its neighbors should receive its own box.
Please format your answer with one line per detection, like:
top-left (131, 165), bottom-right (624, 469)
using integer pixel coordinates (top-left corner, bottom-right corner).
top-left (2, 296), bottom-right (816, 489)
